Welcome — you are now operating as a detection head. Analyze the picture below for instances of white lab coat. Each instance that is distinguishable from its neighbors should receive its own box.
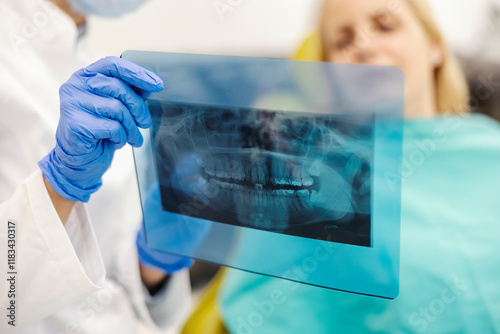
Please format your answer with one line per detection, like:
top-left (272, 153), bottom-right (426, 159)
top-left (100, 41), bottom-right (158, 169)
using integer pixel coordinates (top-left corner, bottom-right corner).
top-left (0, 1), bottom-right (190, 333)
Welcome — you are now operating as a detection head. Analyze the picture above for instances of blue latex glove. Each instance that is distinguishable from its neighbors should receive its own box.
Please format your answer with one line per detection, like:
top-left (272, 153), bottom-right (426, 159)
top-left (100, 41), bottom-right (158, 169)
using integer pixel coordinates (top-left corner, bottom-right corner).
top-left (136, 184), bottom-right (212, 275)
top-left (38, 56), bottom-right (163, 202)
top-left (136, 227), bottom-right (194, 275)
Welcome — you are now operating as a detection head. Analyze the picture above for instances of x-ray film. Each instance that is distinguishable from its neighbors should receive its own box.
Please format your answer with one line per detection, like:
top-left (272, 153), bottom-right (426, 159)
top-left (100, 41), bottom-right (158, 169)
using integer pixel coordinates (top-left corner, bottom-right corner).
top-left (151, 101), bottom-right (373, 247)
top-left (122, 50), bottom-right (404, 298)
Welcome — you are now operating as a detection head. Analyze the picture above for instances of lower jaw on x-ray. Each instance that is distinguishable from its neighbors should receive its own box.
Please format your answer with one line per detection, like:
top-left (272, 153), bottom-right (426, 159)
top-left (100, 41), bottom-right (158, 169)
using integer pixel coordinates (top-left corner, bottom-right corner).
top-left (150, 101), bottom-right (373, 247)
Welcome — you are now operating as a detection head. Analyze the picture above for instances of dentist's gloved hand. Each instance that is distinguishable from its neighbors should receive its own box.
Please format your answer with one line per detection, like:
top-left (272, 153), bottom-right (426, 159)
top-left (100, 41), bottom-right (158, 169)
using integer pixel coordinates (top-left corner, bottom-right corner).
top-left (38, 56), bottom-right (163, 202)
top-left (136, 227), bottom-right (194, 275)
top-left (136, 184), bottom-right (212, 275)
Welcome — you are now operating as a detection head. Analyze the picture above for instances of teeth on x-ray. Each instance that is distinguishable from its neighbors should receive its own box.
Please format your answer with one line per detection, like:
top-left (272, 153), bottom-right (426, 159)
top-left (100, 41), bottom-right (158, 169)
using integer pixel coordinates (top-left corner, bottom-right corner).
top-left (149, 101), bottom-right (373, 246)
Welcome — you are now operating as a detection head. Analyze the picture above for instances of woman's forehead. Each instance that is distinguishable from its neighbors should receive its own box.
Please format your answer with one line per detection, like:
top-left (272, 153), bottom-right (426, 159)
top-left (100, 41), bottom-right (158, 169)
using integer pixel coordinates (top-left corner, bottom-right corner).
top-left (321, 0), bottom-right (409, 28)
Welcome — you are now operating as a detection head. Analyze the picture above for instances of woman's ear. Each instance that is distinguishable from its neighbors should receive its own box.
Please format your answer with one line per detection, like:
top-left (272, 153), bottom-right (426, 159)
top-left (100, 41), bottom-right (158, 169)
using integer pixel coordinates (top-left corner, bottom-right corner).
top-left (430, 43), bottom-right (443, 68)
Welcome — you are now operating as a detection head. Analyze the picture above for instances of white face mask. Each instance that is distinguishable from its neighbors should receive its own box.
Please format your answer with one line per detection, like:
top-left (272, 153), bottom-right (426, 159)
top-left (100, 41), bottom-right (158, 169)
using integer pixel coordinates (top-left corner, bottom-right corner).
top-left (68, 0), bottom-right (149, 17)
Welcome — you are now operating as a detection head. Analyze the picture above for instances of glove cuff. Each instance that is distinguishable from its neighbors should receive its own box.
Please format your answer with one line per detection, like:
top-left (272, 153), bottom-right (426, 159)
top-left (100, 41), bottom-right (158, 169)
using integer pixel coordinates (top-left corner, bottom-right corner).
top-left (139, 255), bottom-right (194, 276)
top-left (38, 150), bottom-right (101, 202)
top-left (136, 230), bottom-right (194, 275)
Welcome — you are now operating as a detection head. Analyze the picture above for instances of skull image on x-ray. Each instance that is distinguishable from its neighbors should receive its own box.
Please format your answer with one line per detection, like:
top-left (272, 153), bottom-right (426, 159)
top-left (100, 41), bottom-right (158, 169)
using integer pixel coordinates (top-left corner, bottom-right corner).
top-left (148, 100), bottom-right (373, 247)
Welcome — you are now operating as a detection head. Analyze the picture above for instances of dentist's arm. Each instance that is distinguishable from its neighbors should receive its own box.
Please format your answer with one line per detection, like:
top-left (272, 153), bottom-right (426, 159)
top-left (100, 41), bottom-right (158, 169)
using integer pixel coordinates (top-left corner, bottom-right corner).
top-left (43, 177), bottom-right (74, 224)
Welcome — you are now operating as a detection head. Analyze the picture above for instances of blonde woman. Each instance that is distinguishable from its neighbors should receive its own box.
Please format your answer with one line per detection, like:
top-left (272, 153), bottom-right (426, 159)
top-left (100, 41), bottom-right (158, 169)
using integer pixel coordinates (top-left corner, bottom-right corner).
top-left (182, 0), bottom-right (500, 332)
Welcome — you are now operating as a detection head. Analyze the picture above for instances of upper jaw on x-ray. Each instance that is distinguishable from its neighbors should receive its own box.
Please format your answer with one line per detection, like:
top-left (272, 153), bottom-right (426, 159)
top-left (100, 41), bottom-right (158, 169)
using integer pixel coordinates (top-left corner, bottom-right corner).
top-left (150, 101), bottom-right (373, 247)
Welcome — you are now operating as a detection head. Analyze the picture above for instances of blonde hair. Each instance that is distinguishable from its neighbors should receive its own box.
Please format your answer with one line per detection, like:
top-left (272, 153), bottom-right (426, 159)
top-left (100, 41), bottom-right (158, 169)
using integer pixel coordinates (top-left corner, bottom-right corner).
top-left (407, 0), bottom-right (469, 114)
top-left (295, 0), bottom-right (469, 114)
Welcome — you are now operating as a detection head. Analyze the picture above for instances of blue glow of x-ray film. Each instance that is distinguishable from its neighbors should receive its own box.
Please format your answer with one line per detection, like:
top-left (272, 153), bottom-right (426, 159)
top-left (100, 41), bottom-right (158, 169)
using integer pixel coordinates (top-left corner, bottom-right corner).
top-left (122, 50), bottom-right (404, 298)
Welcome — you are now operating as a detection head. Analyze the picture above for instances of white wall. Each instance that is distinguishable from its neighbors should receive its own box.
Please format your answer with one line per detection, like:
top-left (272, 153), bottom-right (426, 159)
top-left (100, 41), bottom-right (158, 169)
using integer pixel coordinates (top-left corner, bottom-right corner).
top-left (86, 0), bottom-right (322, 58)
top-left (429, 0), bottom-right (500, 63)
top-left (86, 0), bottom-right (500, 63)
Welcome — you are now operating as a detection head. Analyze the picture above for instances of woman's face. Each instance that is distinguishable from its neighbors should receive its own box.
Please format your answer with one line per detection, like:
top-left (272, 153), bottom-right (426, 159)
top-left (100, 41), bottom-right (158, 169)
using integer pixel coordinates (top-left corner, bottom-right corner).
top-left (320, 0), bottom-right (441, 117)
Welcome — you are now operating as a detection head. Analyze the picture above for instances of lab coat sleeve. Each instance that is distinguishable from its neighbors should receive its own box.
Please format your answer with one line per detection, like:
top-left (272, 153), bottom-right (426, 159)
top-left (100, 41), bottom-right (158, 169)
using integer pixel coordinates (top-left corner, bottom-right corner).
top-left (92, 145), bottom-right (192, 332)
top-left (109, 230), bottom-right (192, 332)
top-left (0, 169), bottom-right (106, 332)
top-left (143, 269), bottom-right (192, 331)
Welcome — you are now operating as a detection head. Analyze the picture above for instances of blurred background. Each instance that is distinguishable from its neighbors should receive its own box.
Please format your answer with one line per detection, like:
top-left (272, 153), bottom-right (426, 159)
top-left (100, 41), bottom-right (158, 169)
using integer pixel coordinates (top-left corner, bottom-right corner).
top-left (85, 0), bottom-right (500, 300)
top-left (86, 0), bottom-right (500, 121)
top-left (86, 0), bottom-right (500, 62)
top-left (86, 0), bottom-right (321, 58)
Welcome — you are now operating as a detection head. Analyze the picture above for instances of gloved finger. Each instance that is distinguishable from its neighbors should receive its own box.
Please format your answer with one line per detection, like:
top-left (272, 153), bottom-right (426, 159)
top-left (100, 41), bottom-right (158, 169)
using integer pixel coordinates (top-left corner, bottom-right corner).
top-left (91, 118), bottom-right (129, 149)
top-left (74, 92), bottom-right (144, 147)
top-left (84, 56), bottom-right (164, 94)
top-left (66, 109), bottom-right (129, 149)
top-left (133, 88), bottom-right (154, 100)
top-left (84, 73), bottom-right (152, 128)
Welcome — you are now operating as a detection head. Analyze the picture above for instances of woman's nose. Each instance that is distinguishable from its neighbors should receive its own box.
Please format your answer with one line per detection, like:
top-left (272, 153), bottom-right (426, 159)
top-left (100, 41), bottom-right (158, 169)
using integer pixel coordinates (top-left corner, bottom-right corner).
top-left (352, 39), bottom-right (376, 63)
